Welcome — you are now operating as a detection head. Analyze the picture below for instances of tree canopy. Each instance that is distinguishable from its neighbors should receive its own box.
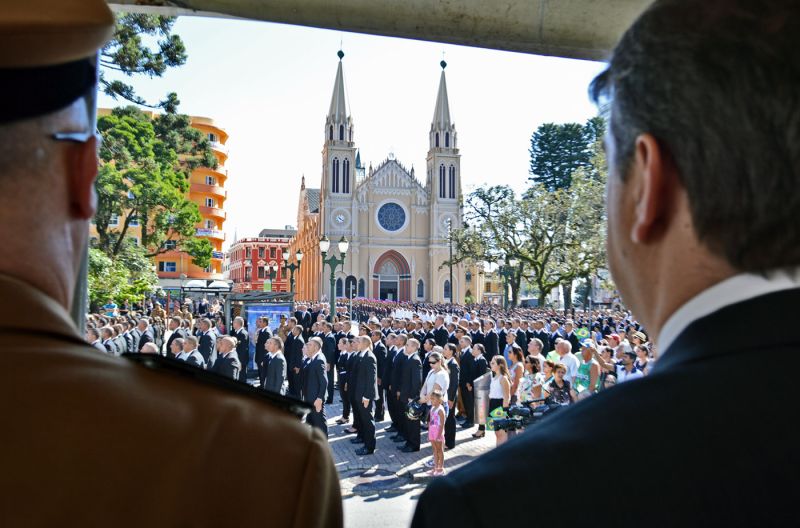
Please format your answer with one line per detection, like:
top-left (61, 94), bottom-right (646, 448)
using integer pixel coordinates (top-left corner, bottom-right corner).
top-left (528, 116), bottom-right (605, 191)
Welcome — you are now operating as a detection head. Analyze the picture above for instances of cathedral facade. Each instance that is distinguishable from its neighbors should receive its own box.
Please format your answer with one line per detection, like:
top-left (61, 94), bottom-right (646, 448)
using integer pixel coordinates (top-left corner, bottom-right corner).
top-left (289, 53), bottom-right (469, 304)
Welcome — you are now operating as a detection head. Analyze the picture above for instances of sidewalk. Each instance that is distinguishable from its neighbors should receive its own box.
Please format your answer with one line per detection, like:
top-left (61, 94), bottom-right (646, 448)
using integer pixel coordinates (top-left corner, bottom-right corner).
top-left (325, 399), bottom-right (494, 482)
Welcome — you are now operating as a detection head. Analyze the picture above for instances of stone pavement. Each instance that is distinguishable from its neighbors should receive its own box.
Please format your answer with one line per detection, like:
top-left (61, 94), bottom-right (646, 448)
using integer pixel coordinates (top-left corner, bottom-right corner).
top-left (324, 398), bottom-right (495, 483)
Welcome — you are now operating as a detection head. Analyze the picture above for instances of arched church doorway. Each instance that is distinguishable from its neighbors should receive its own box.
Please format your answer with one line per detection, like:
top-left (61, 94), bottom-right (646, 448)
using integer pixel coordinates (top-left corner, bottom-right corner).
top-left (372, 250), bottom-right (411, 301)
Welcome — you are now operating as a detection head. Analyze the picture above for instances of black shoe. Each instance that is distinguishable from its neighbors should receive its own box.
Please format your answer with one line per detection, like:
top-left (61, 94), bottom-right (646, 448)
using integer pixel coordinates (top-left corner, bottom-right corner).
top-left (355, 447), bottom-right (375, 456)
top-left (400, 446), bottom-right (420, 453)
top-left (385, 426), bottom-right (398, 433)
top-left (350, 438), bottom-right (364, 444)
top-left (397, 443), bottom-right (410, 451)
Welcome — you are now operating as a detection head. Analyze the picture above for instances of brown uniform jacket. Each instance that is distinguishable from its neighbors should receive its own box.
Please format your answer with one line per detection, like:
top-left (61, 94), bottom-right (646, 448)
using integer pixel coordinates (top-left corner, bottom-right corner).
top-left (0, 274), bottom-right (342, 527)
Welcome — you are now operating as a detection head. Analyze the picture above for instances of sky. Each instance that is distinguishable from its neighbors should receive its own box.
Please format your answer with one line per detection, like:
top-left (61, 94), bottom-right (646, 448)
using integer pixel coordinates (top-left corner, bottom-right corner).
top-left (98, 16), bottom-right (606, 250)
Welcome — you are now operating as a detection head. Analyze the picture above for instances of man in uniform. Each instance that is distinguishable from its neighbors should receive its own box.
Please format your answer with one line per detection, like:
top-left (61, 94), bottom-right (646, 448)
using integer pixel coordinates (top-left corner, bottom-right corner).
top-left (414, 1), bottom-right (800, 526)
top-left (0, 3), bottom-right (341, 525)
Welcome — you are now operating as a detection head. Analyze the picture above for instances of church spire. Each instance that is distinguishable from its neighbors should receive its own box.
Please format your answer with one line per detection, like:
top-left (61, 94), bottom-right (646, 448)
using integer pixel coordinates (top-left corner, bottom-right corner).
top-left (432, 60), bottom-right (451, 130)
top-left (429, 60), bottom-right (456, 150)
top-left (328, 50), bottom-right (348, 123)
top-left (325, 50), bottom-right (353, 144)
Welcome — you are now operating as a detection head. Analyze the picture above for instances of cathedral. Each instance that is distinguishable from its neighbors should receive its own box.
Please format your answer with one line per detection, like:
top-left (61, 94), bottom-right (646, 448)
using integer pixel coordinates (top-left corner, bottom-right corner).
top-left (289, 51), bottom-right (471, 303)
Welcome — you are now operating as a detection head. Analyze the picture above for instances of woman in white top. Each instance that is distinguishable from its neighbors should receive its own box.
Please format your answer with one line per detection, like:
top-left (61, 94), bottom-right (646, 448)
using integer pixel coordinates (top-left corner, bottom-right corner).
top-left (508, 345), bottom-right (525, 405)
top-left (487, 356), bottom-right (512, 447)
top-left (420, 349), bottom-right (450, 410)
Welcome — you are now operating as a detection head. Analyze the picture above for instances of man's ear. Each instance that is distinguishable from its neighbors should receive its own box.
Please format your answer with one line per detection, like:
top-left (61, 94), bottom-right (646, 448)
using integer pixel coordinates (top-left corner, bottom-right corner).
top-left (66, 136), bottom-right (98, 220)
top-left (629, 133), bottom-right (678, 244)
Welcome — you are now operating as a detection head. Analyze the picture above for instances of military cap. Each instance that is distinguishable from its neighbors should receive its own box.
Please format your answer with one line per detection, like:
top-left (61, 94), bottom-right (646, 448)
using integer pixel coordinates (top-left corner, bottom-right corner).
top-left (0, 0), bottom-right (114, 123)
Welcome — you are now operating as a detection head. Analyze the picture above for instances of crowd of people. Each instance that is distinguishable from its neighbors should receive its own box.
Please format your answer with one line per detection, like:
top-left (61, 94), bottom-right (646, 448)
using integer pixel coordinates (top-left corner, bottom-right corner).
top-left (86, 296), bottom-right (655, 473)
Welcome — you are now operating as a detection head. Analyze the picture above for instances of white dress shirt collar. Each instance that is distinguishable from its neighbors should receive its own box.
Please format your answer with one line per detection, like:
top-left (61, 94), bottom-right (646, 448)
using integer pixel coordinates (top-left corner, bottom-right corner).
top-left (659, 267), bottom-right (800, 355)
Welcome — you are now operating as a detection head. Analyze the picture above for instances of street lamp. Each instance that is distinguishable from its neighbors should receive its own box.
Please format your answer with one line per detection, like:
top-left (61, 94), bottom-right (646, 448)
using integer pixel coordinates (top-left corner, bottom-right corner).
top-left (320, 235), bottom-right (349, 323)
top-left (499, 258), bottom-right (519, 310)
top-left (282, 248), bottom-right (303, 294)
top-left (267, 262), bottom-right (279, 290)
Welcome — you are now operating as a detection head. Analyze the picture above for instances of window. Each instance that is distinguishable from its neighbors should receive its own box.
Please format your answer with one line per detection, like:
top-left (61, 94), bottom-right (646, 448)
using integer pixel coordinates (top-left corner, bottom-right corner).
top-left (158, 261), bottom-right (177, 272)
top-left (205, 197), bottom-right (215, 207)
top-left (439, 165), bottom-right (446, 198)
top-left (270, 247), bottom-right (276, 259)
top-left (444, 280), bottom-right (451, 300)
top-left (445, 132), bottom-right (450, 147)
top-left (244, 267), bottom-right (251, 281)
top-left (332, 158), bottom-right (340, 193)
top-left (204, 265), bottom-right (212, 273)
top-left (245, 247), bottom-right (251, 258)
top-left (329, 125), bottom-right (333, 141)
top-left (466, 271), bottom-right (472, 283)
top-left (129, 237), bottom-right (139, 246)
top-left (208, 132), bottom-right (218, 142)
top-left (449, 166), bottom-right (456, 199)
top-left (258, 247), bottom-right (265, 259)
top-left (128, 215), bottom-right (139, 227)
top-left (164, 240), bottom-right (177, 250)
top-left (335, 278), bottom-right (343, 297)
top-left (435, 132), bottom-right (439, 147)
top-left (205, 220), bottom-right (215, 229)
top-left (205, 175), bottom-right (216, 186)
top-left (343, 158), bottom-right (350, 193)
top-left (109, 214), bottom-right (119, 227)
top-left (258, 266), bottom-right (265, 279)
top-left (358, 279), bottom-right (365, 297)
top-left (339, 124), bottom-right (344, 141)
top-left (417, 279), bottom-right (424, 299)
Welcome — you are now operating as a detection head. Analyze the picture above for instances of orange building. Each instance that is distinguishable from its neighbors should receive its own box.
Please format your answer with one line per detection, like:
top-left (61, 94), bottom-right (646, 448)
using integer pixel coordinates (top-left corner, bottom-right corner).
top-left (92, 110), bottom-right (231, 292)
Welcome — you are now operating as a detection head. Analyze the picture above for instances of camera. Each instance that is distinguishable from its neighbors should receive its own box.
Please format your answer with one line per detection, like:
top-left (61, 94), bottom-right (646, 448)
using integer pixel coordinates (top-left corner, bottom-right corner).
top-left (491, 400), bottom-right (564, 432)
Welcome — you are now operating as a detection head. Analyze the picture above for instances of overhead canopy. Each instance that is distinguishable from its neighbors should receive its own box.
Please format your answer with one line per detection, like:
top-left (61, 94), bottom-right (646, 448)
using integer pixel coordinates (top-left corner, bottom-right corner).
top-left (107, 0), bottom-right (651, 61)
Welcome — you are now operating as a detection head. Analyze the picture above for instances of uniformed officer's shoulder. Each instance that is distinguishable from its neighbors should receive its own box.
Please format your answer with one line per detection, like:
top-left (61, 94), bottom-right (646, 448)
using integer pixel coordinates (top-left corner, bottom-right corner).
top-left (121, 353), bottom-right (310, 419)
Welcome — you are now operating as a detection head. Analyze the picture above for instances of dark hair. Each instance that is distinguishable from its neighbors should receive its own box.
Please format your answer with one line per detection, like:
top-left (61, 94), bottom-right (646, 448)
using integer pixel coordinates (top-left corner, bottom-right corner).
top-left (591, 0), bottom-right (800, 271)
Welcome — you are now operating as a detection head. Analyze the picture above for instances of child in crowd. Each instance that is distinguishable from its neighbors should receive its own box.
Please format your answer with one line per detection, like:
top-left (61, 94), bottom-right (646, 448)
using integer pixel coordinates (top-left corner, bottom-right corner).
top-left (428, 391), bottom-right (447, 476)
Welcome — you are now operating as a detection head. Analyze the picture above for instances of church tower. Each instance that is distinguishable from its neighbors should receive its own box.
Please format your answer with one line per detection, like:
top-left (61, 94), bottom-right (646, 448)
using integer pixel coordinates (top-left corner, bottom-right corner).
top-left (321, 50), bottom-right (357, 238)
top-left (427, 60), bottom-right (462, 301)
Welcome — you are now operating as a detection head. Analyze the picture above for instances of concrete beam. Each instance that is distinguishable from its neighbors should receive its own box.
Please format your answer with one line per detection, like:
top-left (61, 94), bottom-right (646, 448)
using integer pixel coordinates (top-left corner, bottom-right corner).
top-left (108, 0), bottom-right (651, 61)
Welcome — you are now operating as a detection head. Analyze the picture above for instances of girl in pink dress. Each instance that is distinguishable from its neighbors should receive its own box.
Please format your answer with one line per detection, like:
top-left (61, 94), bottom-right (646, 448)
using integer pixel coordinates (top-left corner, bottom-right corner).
top-left (427, 391), bottom-right (446, 476)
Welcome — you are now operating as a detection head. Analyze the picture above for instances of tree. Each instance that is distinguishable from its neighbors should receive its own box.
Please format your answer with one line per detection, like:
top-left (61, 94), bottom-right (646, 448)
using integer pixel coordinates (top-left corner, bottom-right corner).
top-left (100, 14), bottom-right (186, 111)
top-left (88, 243), bottom-right (159, 312)
top-left (94, 106), bottom-right (215, 266)
top-left (527, 117), bottom-right (606, 191)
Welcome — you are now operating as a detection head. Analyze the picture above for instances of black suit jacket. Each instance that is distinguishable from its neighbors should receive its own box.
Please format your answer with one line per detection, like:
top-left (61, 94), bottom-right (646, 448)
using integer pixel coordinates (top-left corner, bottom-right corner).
top-left (198, 331), bottom-right (216, 364)
top-left (458, 350), bottom-right (474, 389)
top-left (211, 352), bottom-right (241, 380)
top-left (514, 328), bottom-right (528, 350)
top-left (445, 357), bottom-right (459, 403)
top-left (399, 353), bottom-right (422, 402)
top-left (565, 332), bottom-right (581, 355)
top-left (255, 327), bottom-right (272, 366)
top-left (383, 345), bottom-right (397, 387)
top-left (231, 327), bottom-right (250, 365)
top-left (352, 351), bottom-right (378, 401)
top-left (166, 328), bottom-right (186, 354)
top-left (263, 353), bottom-right (287, 394)
top-left (373, 342), bottom-right (387, 386)
top-left (137, 329), bottom-right (154, 352)
top-left (302, 354), bottom-right (327, 403)
top-left (322, 333), bottom-right (337, 366)
top-left (433, 327), bottom-right (449, 347)
top-left (287, 335), bottom-right (305, 371)
top-left (484, 330), bottom-right (499, 360)
top-left (413, 288), bottom-right (800, 527)
top-left (390, 349), bottom-right (407, 394)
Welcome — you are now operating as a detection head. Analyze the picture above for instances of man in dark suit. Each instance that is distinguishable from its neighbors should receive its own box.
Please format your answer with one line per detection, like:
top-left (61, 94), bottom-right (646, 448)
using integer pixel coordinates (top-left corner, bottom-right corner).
top-left (165, 316), bottom-right (186, 357)
top-left (230, 316), bottom-right (250, 383)
top-left (443, 344), bottom-right (459, 450)
top-left (210, 337), bottom-right (241, 380)
top-left (136, 318), bottom-right (154, 353)
top-left (301, 337), bottom-right (328, 436)
top-left (432, 316), bottom-right (449, 347)
top-left (197, 318), bottom-right (217, 367)
top-left (286, 325), bottom-right (305, 398)
top-left (351, 336), bottom-right (378, 455)
top-left (254, 317), bottom-right (272, 386)
top-left (335, 337), bottom-right (352, 425)
top-left (262, 337), bottom-right (287, 395)
top-left (533, 320), bottom-right (550, 354)
top-left (389, 335), bottom-right (408, 443)
top-left (457, 336), bottom-right (475, 428)
top-left (180, 336), bottom-right (206, 368)
top-left (483, 320), bottom-right (499, 360)
top-left (370, 330), bottom-right (387, 423)
top-left (414, 2), bottom-right (800, 525)
top-left (382, 333), bottom-right (398, 432)
top-left (295, 304), bottom-right (313, 338)
top-left (322, 322), bottom-right (337, 404)
top-left (398, 338), bottom-right (422, 453)
top-left (563, 320), bottom-right (581, 355)
top-left (345, 338), bottom-right (362, 436)
top-left (100, 327), bottom-right (117, 355)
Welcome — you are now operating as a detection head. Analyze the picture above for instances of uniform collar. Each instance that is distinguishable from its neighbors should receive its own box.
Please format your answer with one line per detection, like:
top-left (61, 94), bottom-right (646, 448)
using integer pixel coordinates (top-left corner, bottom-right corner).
top-left (0, 273), bottom-right (79, 339)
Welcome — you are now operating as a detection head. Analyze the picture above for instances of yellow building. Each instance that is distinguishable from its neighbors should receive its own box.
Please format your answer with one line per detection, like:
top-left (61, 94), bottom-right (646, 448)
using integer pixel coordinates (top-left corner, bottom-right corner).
top-left (91, 110), bottom-right (230, 291)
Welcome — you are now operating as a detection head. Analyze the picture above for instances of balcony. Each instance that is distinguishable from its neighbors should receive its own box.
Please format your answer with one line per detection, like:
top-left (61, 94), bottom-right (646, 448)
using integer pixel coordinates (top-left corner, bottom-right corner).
top-left (210, 141), bottom-right (228, 154)
top-left (196, 228), bottom-right (225, 241)
top-left (199, 205), bottom-right (226, 219)
top-left (190, 182), bottom-right (227, 200)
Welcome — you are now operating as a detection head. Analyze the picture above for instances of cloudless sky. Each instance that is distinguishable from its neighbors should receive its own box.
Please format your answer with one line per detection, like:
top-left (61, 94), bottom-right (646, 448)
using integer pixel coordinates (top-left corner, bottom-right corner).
top-left (98, 16), bottom-right (606, 249)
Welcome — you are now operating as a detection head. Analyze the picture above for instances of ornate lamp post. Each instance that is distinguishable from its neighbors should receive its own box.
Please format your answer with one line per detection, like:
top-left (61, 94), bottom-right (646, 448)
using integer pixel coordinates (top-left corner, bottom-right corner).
top-left (267, 262), bottom-right (279, 291)
top-left (281, 248), bottom-right (303, 293)
top-left (320, 235), bottom-right (349, 323)
top-left (499, 258), bottom-right (520, 310)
